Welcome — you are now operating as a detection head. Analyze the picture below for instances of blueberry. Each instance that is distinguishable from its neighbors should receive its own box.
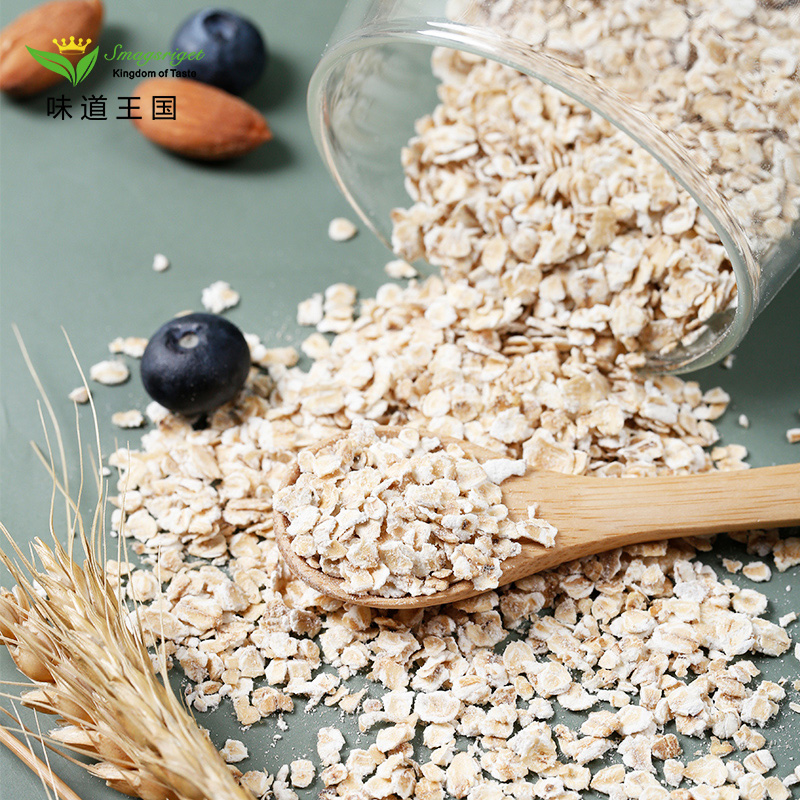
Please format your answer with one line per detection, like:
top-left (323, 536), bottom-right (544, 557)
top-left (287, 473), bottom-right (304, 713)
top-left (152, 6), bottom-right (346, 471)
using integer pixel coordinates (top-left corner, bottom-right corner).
top-left (141, 313), bottom-right (251, 416)
top-left (171, 8), bottom-right (267, 95)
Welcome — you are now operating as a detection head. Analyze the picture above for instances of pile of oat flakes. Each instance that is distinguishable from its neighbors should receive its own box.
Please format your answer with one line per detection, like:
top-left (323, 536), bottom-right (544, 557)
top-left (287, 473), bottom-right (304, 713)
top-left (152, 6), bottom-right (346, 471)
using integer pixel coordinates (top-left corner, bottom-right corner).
top-left (102, 5), bottom-right (800, 796)
top-left (274, 422), bottom-right (555, 598)
top-left (393, 0), bottom-right (800, 360)
top-left (104, 265), bottom-right (800, 800)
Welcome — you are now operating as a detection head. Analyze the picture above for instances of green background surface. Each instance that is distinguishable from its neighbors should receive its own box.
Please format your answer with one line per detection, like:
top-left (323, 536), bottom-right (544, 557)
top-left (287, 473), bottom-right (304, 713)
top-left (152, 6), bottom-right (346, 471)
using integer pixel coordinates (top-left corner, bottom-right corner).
top-left (0, 1), bottom-right (799, 799)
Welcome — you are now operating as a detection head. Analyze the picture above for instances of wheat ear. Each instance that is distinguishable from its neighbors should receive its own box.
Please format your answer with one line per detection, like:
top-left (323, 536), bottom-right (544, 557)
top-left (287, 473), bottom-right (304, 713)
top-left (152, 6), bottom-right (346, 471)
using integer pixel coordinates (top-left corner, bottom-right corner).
top-left (0, 331), bottom-right (253, 800)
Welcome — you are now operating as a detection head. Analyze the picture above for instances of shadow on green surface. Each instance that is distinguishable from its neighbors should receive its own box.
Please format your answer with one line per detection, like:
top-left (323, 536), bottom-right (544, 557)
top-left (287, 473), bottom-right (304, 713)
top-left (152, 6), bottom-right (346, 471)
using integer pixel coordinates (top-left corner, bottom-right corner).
top-left (226, 135), bottom-right (294, 173)
top-left (690, 267), bottom-right (800, 428)
top-left (247, 51), bottom-right (297, 111)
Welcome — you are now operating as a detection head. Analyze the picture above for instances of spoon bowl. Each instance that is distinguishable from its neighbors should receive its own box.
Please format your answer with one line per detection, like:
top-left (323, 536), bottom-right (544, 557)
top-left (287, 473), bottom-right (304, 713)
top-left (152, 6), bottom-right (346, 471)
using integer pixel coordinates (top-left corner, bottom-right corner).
top-left (274, 426), bottom-right (800, 609)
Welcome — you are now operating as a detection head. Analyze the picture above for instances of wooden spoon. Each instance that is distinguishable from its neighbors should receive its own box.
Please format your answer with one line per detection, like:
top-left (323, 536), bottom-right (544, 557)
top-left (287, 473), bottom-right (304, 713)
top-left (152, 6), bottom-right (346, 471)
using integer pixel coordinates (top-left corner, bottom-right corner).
top-left (274, 426), bottom-right (800, 609)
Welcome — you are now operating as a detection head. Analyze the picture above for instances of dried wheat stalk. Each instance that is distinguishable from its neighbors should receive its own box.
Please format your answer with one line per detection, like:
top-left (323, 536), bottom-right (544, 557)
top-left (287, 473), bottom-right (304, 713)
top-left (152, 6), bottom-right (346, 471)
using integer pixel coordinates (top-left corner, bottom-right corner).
top-left (0, 333), bottom-right (253, 800)
top-left (0, 721), bottom-right (85, 800)
top-left (0, 535), bottom-right (254, 800)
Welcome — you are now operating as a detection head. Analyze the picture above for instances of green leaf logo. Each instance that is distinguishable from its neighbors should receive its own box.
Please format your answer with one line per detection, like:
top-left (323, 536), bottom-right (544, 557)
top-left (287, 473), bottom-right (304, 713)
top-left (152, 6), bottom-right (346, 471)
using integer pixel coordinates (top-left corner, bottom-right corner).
top-left (26, 45), bottom-right (98, 86)
top-left (26, 46), bottom-right (76, 83)
top-left (74, 47), bottom-right (99, 84)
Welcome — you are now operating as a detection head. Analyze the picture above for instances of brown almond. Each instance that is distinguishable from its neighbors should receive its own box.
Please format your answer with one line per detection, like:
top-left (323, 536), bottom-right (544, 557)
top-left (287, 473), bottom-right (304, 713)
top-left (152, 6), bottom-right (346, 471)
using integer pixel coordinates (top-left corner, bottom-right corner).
top-left (132, 78), bottom-right (272, 161)
top-left (0, 0), bottom-right (103, 97)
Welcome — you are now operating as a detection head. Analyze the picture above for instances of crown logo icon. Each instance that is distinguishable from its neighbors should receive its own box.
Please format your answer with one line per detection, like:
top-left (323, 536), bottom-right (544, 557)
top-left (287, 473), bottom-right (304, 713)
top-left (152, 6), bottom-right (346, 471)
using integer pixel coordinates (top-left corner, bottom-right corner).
top-left (52, 36), bottom-right (91, 55)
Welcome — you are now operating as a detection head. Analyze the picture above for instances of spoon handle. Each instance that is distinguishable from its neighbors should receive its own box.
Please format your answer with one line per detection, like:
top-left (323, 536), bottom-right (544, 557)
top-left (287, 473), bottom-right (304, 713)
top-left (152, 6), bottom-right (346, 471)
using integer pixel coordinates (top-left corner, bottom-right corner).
top-left (528, 462), bottom-right (800, 553)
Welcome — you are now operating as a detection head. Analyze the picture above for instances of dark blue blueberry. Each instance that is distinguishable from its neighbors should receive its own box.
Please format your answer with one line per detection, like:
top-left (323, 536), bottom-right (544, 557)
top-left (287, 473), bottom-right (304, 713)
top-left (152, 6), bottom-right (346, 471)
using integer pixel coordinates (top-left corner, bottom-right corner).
top-left (141, 313), bottom-right (251, 416)
top-left (171, 8), bottom-right (267, 95)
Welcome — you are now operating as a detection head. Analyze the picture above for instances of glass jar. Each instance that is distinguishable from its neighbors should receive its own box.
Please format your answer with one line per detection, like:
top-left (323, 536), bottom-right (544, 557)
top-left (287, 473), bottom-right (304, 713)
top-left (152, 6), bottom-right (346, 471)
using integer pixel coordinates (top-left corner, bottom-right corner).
top-left (308, 0), bottom-right (800, 372)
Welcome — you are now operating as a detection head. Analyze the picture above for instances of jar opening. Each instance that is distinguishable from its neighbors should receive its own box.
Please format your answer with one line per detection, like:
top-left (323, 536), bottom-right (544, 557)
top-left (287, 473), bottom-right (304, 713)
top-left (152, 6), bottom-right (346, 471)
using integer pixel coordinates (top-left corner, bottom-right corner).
top-left (309, 23), bottom-right (764, 372)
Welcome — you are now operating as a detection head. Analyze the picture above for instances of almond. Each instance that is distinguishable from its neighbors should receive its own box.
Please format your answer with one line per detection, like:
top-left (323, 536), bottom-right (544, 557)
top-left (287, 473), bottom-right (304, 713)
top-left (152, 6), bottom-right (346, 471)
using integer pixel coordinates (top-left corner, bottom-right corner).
top-left (0, 0), bottom-right (103, 97)
top-left (132, 78), bottom-right (272, 161)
